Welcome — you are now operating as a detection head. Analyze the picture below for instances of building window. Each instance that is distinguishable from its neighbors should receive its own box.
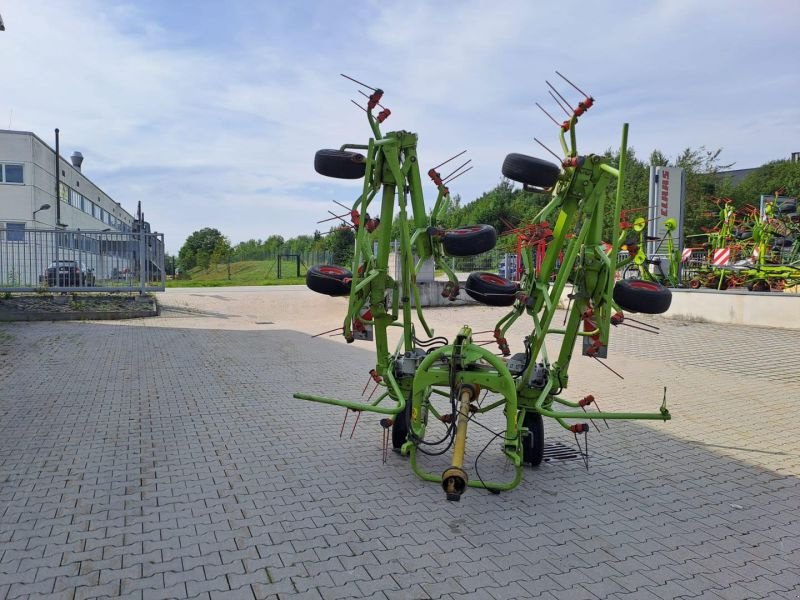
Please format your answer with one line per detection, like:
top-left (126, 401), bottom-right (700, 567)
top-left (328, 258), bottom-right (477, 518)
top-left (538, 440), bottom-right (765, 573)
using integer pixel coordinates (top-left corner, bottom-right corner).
top-left (1, 163), bottom-right (24, 184)
top-left (5, 222), bottom-right (25, 242)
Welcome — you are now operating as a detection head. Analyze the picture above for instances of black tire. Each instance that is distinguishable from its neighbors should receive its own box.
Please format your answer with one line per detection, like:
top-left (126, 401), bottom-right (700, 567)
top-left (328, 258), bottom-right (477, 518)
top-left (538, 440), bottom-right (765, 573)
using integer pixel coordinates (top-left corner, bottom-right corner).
top-left (442, 225), bottom-right (497, 257)
top-left (748, 280), bottom-right (770, 292)
top-left (306, 265), bottom-right (352, 296)
top-left (314, 149), bottom-right (366, 179)
top-left (464, 272), bottom-right (517, 306)
top-left (613, 279), bottom-right (672, 314)
top-left (502, 153), bottom-right (561, 188)
top-left (522, 412), bottom-right (544, 466)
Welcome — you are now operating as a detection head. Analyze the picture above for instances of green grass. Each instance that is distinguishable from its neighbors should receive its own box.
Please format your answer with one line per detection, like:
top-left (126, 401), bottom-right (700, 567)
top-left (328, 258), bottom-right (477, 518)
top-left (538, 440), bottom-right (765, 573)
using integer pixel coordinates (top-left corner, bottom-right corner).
top-left (166, 259), bottom-right (305, 288)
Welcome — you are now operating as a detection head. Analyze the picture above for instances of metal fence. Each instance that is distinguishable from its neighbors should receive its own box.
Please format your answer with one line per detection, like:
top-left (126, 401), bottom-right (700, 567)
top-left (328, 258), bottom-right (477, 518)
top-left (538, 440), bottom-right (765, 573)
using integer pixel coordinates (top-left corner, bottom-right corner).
top-left (0, 229), bottom-right (165, 293)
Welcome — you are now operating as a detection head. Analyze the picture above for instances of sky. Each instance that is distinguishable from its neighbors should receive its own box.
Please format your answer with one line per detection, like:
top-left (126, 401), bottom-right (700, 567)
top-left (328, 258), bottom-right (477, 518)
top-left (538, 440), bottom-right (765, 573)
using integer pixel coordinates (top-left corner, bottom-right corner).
top-left (1, 0), bottom-right (798, 254)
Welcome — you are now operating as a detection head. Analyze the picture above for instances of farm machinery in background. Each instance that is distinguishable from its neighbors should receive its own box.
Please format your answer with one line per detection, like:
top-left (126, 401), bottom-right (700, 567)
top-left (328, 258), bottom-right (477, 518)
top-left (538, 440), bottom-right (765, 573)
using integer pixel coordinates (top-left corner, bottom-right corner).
top-left (295, 73), bottom-right (672, 500)
top-left (684, 196), bottom-right (800, 291)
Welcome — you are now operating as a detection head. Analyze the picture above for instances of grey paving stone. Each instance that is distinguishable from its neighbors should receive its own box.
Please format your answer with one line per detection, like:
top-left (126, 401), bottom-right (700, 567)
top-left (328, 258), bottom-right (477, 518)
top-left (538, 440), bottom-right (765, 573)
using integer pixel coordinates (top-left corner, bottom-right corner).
top-left (2, 293), bottom-right (800, 600)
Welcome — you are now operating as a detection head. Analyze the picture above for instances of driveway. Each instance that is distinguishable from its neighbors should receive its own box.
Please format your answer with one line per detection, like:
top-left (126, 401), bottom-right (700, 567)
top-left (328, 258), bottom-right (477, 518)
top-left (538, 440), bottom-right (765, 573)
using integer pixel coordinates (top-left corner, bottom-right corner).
top-left (0, 286), bottom-right (798, 599)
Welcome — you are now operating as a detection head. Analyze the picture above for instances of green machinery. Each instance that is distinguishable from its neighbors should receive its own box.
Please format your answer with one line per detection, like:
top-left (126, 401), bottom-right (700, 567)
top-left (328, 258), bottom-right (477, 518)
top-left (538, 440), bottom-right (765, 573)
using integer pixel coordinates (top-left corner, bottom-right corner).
top-left (295, 74), bottom-right (672, 500)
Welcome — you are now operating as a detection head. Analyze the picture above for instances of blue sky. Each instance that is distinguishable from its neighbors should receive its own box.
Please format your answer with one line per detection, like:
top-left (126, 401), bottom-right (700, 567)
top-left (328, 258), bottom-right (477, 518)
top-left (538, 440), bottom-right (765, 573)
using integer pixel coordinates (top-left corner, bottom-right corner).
top-left (2, 0), bottom-right (799, 253)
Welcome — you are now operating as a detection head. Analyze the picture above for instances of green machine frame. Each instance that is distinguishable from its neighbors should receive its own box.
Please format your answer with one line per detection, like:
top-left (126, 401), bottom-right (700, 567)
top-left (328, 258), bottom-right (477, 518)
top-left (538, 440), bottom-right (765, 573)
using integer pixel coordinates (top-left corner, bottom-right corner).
top-left (295, 75), bottom-right (670, 500)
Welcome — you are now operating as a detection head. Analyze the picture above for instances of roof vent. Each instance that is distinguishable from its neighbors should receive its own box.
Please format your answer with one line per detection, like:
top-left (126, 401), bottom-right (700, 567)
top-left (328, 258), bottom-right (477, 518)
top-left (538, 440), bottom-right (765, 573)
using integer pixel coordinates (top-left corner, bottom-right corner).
top-left (70, 151), bottom-right (84, 171)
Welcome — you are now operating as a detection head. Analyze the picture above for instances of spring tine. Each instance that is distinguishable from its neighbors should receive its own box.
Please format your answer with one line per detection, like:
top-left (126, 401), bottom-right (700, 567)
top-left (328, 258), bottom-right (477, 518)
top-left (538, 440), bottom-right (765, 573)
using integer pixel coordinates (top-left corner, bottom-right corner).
top-left (328, 210), bottom-right (350, 226)
top-left (555, 70), bottom-right (591, 98)
top-left (339, 409), bottom-right (349, 438)
top-left (546, 81), bottom-right (574, 113)
top-left (536, 102), bottom-right (561, 127)
top-left (592, 356), bottom-right (624, 380)
top-left (317, 212), bottom-right (349, 224)
top-left (443, 161), bottom-right (472, 182)
top-left (340, 73), bottom-right (376, 91)
top-left (332, 199), bottom-right (351, 211)
top-left (443, 166), bottom-right (473, 184)
top-left (349, 410), bottom-right (361, 438)
top-left (431, 150), bottom-right (468, 171)
top-left (621, 322), bottom-right (660, 335)
top-left (548, 89), bottom-right (572, 117)
top-left (312, 326), bottom-right (342, 338)
top-left (362, 377), bottom-right (372, 396)
top-left (581, 405), bottom-right (601, 432)
top-left (624, 316), bottom-right (660, 330)
top-left (442, 159), bottom-right (472, 182)
top-left (366, 382), bottom-right (380, 403)
top-left (350, 100), bottom-right (367, 112)
top-left (593, 399), bottom-right (610, 429)
top-left (534, 137), bottom-right (563, 162)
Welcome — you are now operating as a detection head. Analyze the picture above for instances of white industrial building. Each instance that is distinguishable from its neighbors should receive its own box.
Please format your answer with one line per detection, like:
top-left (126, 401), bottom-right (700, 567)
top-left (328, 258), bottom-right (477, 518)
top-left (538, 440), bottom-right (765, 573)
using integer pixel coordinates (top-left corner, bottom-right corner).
top-left (0, 129), bottom-right (135, 236)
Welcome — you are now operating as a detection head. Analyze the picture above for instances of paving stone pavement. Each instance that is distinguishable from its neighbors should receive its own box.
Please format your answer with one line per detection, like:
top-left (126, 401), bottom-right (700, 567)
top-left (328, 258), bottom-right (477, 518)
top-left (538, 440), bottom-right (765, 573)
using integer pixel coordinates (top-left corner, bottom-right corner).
top-left (0, 286), bottom-right (799, 600)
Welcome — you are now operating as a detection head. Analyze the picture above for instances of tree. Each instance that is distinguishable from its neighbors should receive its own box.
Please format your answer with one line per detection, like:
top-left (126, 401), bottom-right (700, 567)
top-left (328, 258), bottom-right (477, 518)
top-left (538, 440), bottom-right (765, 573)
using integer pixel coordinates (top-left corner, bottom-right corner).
top-left (178, 228), bottom-right (226, 271)
top-left (326, 226), bottom-right (355, 266)
top-left (729, 160), bottom-right (800, 206)
top-left (210, 236), bottom-right (232, 268)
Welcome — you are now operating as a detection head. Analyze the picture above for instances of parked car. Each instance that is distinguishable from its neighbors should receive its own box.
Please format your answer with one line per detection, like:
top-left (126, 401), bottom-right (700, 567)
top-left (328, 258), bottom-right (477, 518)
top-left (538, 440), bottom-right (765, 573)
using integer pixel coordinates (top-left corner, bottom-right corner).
top-left (44, 260), bottom-right (95, 287)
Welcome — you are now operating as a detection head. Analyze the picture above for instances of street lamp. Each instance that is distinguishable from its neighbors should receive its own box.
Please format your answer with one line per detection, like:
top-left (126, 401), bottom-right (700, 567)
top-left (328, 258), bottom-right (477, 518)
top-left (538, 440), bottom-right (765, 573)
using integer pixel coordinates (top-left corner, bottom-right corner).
top-left (33, 203), bottom-right (51, 220)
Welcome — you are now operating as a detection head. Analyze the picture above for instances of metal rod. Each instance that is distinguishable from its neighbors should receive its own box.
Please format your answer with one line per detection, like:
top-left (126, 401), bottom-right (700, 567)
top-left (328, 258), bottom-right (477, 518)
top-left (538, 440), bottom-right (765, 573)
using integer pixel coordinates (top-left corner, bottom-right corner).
top-left (349, 410), bottom-right (361, 438)
top-left (620, 322), bottom-right (659, 334)
top-left (548, 90), bottom-right (572, 117)
top-left (536, 102), bottom-right (561, 127)
top-left (443, 166), bottom-right (473, 184)
top-left (312, 326), bottom-right (342, 338)
top-left (592, 356), bottom-right (624, 380)
top-left (442, 159), bottom-right (472, 182)
top-left (534, 137), bottom-right (563, 162)
top-left (625, 316), bottom-right (659, 330)
top-left (431, 150), bottom-right (468, 172)
top-left (351, 100), bottom-right (367, 112)
top-left (556, 70), bottom-right (591, 98)
top-left (546, 81), bottom-right (574, 113)
top-left (340, 73), bottom-right (375, 91)
top-left (54, 128), bottom-right (61, 225)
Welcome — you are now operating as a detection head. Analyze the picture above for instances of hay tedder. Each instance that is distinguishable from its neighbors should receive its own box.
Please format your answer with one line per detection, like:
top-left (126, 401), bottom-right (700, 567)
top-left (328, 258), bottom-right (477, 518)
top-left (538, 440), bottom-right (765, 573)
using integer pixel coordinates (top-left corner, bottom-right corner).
top-left (295, 74), bottom-right (672, 500)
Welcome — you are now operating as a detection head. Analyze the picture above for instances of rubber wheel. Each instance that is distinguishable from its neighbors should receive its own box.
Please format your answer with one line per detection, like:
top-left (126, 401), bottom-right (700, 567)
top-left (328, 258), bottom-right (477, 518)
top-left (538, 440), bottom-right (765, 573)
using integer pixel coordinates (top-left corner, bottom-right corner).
top-left (522, 412), bottom-right (544, 466)
top-left (464, 272), bottom-right (517, 306)
top-left (442, 225), bottom-right (497, 257)
top-left (502, 154), bottom-right (561, 188)
top-left (613, 279), bottom-right (672, 314)
top-left (314, 149), bottom-right (366, 179)
top-left (748, 280), bottom-right (770, 292)
top-left (306, 265), bottom-right (352, 296)
top-left (689, 279), bottom-right (702, 289)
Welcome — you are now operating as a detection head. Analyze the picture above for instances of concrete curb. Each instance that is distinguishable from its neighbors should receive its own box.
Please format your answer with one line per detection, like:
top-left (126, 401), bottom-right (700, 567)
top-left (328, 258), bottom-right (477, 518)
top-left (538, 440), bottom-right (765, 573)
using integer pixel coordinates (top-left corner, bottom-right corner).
top-left (0, 297), bottom-right (159, 322)
top-left (0, 309), bottom-right (157, 322)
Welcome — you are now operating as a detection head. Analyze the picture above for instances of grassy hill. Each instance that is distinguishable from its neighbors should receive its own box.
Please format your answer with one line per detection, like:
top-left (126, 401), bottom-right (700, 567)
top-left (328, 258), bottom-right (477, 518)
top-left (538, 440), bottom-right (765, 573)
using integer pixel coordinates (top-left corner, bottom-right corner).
top-left (166, 259), bottom-right (306, 287)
